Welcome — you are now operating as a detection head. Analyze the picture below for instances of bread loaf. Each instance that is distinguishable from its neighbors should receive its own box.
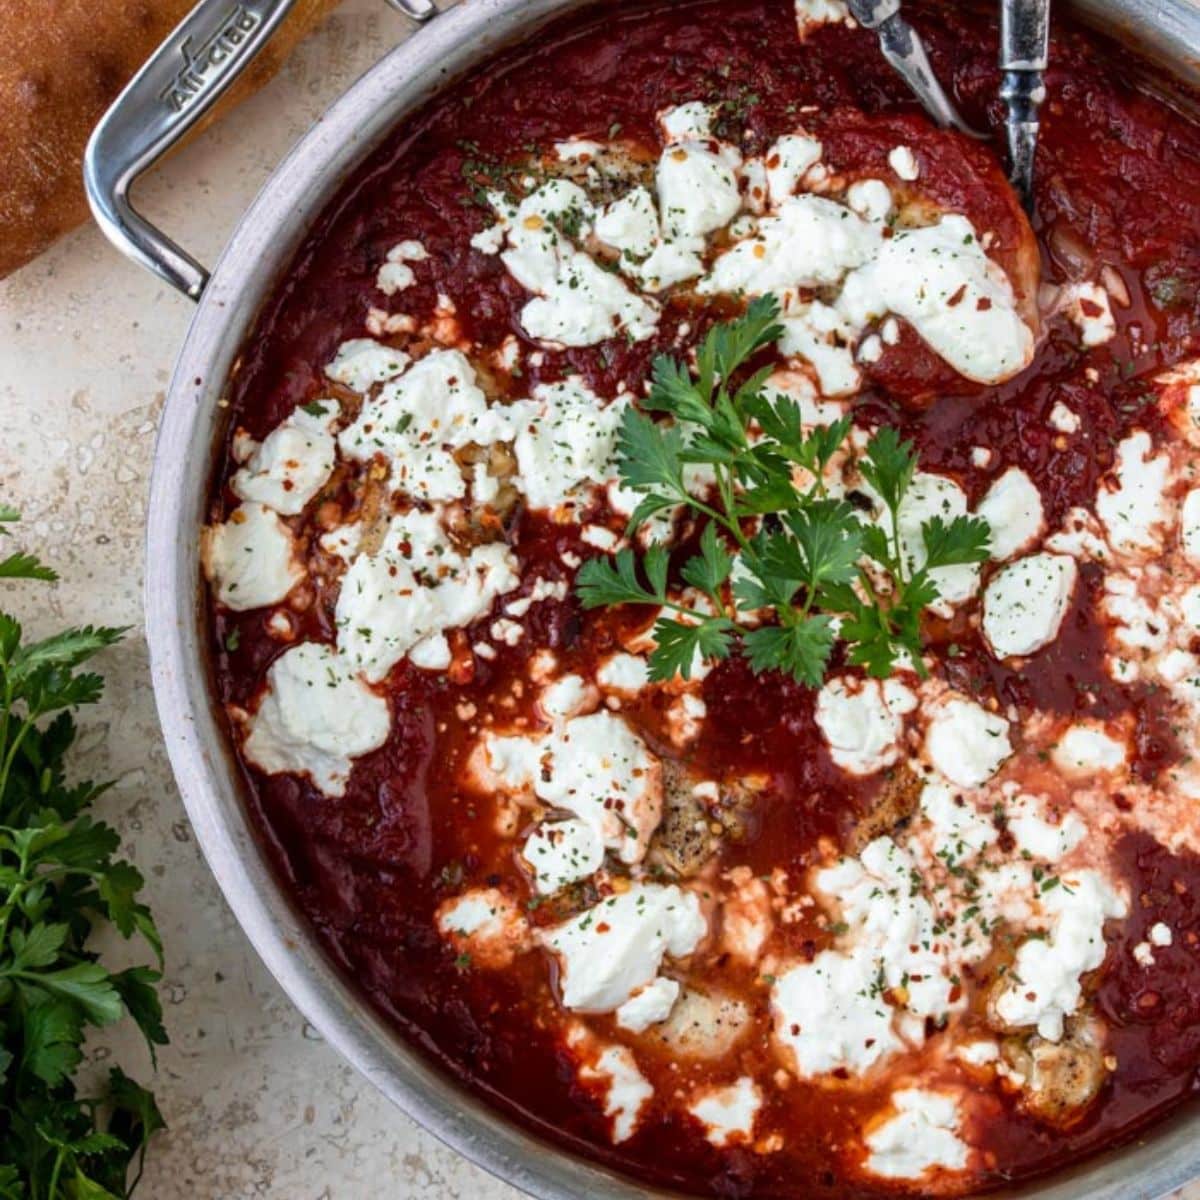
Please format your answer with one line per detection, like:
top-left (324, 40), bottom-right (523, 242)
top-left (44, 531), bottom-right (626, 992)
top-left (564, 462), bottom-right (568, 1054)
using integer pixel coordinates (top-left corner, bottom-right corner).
top-left (0, 0), bottom-right (342, 279)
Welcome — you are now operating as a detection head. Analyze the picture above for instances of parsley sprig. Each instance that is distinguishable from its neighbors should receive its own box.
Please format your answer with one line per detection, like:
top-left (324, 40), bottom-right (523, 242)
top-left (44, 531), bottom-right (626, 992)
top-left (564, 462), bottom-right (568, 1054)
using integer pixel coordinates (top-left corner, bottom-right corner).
top-left (0, 506), bottom-right (166, 1200)
top-left (575, 299), bottom-right (991, 685)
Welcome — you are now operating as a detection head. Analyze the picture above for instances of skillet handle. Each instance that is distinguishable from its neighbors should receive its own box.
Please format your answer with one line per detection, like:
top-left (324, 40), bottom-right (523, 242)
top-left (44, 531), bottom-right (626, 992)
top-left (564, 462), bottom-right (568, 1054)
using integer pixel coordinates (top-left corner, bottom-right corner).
top-left (82, 0), bottom-right (436, 302)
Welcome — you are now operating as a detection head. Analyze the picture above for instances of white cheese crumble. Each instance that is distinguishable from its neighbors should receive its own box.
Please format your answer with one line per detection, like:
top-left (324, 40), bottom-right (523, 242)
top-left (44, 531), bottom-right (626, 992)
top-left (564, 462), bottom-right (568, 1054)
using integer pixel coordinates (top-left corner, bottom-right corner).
top-left (485, 710), bottom-right (661, 862)
top-left (1096, 431), bottom-right (1172, 557)
top-left (338, 348), bottom-right (513, 503)
top-left (657, 127), bottom-right (742, 241)
top-left (956, 1039), bottom-right (1000, 1067)
top-left (596, 653), bottom-right (651, 693)
top-left (242, 642), bottom-right (390, 797)
top-left (572, 1035), bottom-right (653, 1143)
top-left (1051, 723), bottom-right (1128, 776)
top-left (666, 692), bottom-right (707, 747)
top-left (794, 0), bottom-right (851, 38)
top-left (658, 101), bottom-right (718, 142)
top-left (320, 521), bottom-right (362, 562)
top-left (701, 194), bottom-right (879, 296)
top-left (202, 502), bottom-right (302, 611)
top-left (336, 508), bottom-right (519, 682)
top-left (538, 672), bottom-right (596, 721)
top-left (507, 380), bottom-right (627, 510)
top-left (687, 1077), bottom-right (761, 1147)
top-left (845, 178), bottom-right (893, 223)
top-left (1136, 922), bottom-right (1172, 967)
top-left (1181, 487), bottom-right (1200, 566)
top-left (924, 695), bottom-right (1012, 789)
top-left (325, 337), bottom-right (410, 392)
top-left (484, 181), bottom-right (659, 346)
top-left (858, 333), bottom-right (884, 364)
top-left (982, 552), bottom-right (1077, 658)
top-left (1049, 401), bottom-right (1081, 434)
top-left (522, 817), bottom-right (604, 894)
top-left (436, 886), bottom-right (530, 968)
top-left (772, 945), bottom-right (900, 1076)
top-left (541, 883), bottom-right (705, 1011)
top-left (919, 779), bottom-right (997, 861)
top-left (594, 186), bottom-right (704, 291)
top-left (773, 838), bottom-right (954, 1077)
top-left (839, 215), bottom-right (1034, 384)
top-left (231, 402), bottom-right (339, 516)
top-left (763, 134), bottom-right (825, 205)
top-left (976, 467), bottom-right (1044, 561)
top-left (777, 298), bottom-right (862, 396)
top-left (887, 145), bottom-right (920, 181)
top-left (615, 976), bottom-right (681, 1033)
top-left (993, 869), bottom-right (1128, 1040)
top-left (814, 675), bottom-right (915, 776)
top-left (1005, 792), bottom-right (1086, 862)
top-left (376, 239), bottom-right (428, 295)
top-left (1061, 281), bottom-right (1116, 347)
top-left (864, 1090), bottom-right (968, 1180)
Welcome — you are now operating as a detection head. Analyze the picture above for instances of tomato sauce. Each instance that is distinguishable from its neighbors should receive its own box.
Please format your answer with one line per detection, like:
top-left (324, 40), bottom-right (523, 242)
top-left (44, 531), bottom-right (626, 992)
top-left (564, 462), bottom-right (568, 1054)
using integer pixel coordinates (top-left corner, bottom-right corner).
top-left (207, 0), bottom-right (1200, 1194)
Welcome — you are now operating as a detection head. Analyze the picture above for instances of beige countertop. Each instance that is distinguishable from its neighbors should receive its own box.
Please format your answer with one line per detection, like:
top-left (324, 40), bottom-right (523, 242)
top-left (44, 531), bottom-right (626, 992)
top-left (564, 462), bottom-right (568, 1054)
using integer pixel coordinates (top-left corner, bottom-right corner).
top-left (1, 3), bottom-right (1198, 1197)
top-left (0, 2), bottom-right (519, 1196)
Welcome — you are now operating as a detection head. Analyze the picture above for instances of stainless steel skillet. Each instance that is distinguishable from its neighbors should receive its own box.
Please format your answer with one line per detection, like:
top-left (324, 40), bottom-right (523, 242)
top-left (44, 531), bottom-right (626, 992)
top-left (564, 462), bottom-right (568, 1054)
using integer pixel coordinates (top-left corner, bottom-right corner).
top-left (83, 1), bottom-right (1200, 1196)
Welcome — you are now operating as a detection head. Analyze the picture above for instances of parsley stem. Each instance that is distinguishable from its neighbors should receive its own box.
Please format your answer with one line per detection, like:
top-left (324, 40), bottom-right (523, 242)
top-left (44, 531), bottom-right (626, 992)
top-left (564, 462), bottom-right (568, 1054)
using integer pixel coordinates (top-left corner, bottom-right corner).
top-left (45, 1147), bottom-right (67, 1200)
top-left (0, 672), bottom-right (12, 811)
top-left (0, 710), bottom-right (38, 826)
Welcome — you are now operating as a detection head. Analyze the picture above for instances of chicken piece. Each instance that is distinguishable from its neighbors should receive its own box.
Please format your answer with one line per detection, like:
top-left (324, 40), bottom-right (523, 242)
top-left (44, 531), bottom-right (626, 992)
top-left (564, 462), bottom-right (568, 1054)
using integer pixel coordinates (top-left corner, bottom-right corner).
top-left (649, 760), bottom-right (717, 878)
top-left (645, 987), bottom-right (751, 1060)
top-left (1001, 1017), bottom-right (1109, 1127)
top-left (847, 764), bottom-right (923, 853)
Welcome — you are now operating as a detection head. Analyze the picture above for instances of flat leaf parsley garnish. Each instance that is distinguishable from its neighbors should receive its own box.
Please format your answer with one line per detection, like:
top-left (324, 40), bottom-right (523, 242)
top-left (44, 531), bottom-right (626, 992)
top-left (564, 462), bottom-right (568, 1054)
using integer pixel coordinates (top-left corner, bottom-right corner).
top-left (0, 506), bottom-right (166, 1199)
top-left (575, 299), bottom-right (991, 685)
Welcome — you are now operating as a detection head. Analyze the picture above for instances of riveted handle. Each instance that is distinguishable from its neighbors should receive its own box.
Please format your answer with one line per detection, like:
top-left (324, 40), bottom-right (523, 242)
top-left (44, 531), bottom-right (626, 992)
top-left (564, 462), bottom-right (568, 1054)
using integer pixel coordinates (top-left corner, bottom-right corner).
top-left (83, 0), bottom-right (437, 301)
top-left (999, 0), bottom-right (1051, 210)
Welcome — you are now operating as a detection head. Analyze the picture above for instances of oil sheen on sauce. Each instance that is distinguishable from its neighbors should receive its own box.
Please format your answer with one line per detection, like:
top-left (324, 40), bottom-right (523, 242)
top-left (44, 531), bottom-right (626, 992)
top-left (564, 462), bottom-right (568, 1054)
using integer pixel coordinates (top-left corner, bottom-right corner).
top-left (204, 1), bottom-right (1200, 1195)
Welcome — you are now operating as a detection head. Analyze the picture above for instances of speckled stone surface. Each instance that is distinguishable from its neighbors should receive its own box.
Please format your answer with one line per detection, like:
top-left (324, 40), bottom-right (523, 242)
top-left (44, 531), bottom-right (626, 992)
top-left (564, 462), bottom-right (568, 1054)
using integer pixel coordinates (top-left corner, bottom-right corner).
top-left (3, 2), bottom-right (1200, 1197)
top-left (0, 2), bottom-right (521, 1196)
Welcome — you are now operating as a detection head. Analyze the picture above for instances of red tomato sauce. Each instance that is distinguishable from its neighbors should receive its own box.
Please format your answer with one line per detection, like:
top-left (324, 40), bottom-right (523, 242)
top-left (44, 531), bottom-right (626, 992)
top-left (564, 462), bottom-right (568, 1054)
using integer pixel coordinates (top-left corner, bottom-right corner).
top-left (207, 0), bottom-right (1200, 1194)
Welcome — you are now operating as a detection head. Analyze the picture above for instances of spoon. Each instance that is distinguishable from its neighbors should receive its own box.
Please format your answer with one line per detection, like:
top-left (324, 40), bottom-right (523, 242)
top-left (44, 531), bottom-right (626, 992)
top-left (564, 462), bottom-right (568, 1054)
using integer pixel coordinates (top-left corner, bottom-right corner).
top-left (844, 0), bottom-right (982, 137)
top-left (999, 0), bottom-right (1051, 212)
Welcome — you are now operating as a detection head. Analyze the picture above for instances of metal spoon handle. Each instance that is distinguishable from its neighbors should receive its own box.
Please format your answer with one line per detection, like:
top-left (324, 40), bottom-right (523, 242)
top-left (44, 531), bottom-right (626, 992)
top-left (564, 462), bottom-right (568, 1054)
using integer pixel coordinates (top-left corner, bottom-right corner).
top-left (846, 0), bottom-right (980, 136)
top-left (1000, 0), bottom-right (1051, 211)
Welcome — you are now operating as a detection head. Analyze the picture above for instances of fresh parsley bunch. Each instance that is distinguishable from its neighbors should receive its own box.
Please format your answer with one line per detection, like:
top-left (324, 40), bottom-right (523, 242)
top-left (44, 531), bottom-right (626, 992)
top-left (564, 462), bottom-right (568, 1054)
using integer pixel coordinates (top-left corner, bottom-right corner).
top-left (0, 506), bottom-right (166, 1200)
top-left (576, 297), bottom-right (991, 685)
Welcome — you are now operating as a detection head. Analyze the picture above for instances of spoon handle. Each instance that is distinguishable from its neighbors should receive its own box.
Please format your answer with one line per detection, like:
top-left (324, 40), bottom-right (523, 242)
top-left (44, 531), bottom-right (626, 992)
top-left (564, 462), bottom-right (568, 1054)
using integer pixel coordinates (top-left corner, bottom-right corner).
top-left (999, 0), bottom-right (1051, 212)
top-left (846, 0), bottom-right (981, 136)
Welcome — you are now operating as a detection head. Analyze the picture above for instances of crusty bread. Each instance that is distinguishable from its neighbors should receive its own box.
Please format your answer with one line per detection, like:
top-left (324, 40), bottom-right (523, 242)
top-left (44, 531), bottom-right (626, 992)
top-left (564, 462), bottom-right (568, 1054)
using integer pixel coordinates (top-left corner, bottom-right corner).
top-left (0, 0), bottom-right (342, 280)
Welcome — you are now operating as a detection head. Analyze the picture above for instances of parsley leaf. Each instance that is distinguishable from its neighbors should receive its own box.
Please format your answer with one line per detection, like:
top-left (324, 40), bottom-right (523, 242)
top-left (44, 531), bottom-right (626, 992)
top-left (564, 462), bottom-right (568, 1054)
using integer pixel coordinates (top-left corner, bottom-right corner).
top-left (647, 615), bottom-right (735, 683)
top-left (0, 509), bottom-right (166, 1198)
top-left (574, 303), bottom-right (993, 686)
top-left (921, 514), bottom-right (992, 569)
top-left (743, 616), bottom-right (837, 686)
top-left (680, 523), bottom-right (733, 608)
top-left (858, 425), bottom-right (917, 517)
top-left (576, 547), bottom-right (663, 609)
